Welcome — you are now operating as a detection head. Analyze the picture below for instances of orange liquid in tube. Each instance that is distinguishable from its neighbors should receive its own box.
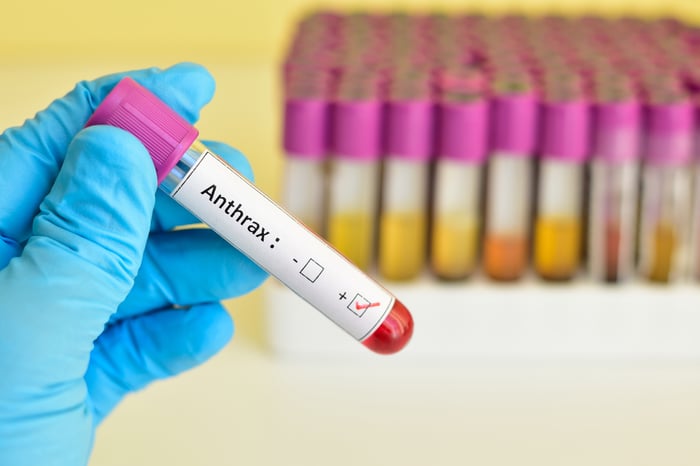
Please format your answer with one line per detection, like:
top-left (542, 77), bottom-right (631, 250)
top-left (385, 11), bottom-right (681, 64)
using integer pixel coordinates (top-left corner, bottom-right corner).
top-left (483, 78), bottom-right (538, 281)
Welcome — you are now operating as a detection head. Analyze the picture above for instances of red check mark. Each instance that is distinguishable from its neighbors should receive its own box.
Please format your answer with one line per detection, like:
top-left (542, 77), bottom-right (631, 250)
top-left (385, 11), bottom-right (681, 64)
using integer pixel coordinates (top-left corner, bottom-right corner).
top-left (355, 301), bottom-right (381, 311)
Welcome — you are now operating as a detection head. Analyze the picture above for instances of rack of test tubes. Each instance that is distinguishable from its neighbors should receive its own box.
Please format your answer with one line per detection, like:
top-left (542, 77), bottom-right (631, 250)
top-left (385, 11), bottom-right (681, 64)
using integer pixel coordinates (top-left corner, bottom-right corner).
top-left (266, 12), bottom-right (700, 360)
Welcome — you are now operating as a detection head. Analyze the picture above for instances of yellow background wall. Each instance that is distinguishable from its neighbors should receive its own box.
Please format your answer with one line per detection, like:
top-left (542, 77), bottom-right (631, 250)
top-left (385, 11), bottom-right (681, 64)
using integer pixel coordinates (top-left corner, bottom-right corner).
top-left (2, 0), bottom-right (700, 63)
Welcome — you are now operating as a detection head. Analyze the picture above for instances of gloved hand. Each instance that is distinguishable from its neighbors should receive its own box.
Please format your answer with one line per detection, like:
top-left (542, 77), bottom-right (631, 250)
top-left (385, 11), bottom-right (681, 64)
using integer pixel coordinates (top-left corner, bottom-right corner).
top-left (0, 63), bottom-right (268, 465)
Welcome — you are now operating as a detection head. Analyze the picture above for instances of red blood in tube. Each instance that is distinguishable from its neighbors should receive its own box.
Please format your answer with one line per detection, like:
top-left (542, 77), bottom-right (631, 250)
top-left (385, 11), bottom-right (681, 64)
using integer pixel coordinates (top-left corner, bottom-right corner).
top-left (362, 299), bottom-right (414, 354)
top-left (605, 221), bottom-right (621, 282)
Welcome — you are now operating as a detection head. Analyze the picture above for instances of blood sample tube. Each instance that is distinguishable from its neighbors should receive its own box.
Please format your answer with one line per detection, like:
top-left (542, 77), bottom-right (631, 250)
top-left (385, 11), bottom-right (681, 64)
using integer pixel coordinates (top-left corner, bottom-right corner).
top-left (588, 88), bottom-right (641, 283)
top-left (431, 90), bottom-right (489, 280)
top-left (638, 90), bottom-right (693, 283)
top-left (86, 77), bottom-right (413, 354)
top-left (534, 88), bottom-right (590, 281)
top-left (282, 76), bottom-right (330, 234)
top-left (379, 76), bottom-right (434, 281)
top-left (691, 99), bottom-right (700, 280)
top-left (326, 77), bottom-right (383, 272)
top-left (483, 77), bottom-right (538, 281)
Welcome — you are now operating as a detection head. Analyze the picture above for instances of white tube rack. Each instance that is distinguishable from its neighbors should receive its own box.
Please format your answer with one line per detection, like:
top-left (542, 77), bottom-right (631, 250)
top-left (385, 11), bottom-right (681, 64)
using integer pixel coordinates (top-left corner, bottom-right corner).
top-left (264, 276), bottom-right (700, 361)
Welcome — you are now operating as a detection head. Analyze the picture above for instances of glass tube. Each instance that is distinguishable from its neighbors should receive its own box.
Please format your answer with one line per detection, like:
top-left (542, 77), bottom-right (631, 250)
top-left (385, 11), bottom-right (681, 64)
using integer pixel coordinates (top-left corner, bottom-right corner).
top-left (378, 81), bottom-right (433, 282)
top-left (326, 77), bottom-right (383, 272)
top-left (638, 95), bottom-right (693, 283)
top-left (533, 95), bottom-right (589, 281)
top-left (281, 76), bottom-right (330, 236)
top-left (483, 83), bottom-right (538, 281)
top-left (430, 92), bottom-right (488, 280)
top-left (588, 159), bottom-right (639, 282)
top-left (431, 160), bottom-right (482, 280)
top-left (379, 158), bottom-right (429, 281)
top-left (639, 164), bottom-right (691, 282)
top-left (327, 158), bottom-right (379, 271)
top-left (483, 153), bottom-right (532, 281)
top-left (87, 76), bottom-right (414, 354)
top-left (282, 157), bottom-right (326, 234)
top-left (534, 159), bottom-right (584, 280)
top-left (587, 94), bottom-right (641, 283)
top-left (690, 162), bottom-right (700, 280)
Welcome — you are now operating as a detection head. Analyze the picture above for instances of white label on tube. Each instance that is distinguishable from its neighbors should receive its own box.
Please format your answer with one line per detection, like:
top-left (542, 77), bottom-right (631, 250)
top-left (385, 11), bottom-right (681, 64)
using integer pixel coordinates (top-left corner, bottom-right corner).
top-left (170, 151), bottom-right (394, 341)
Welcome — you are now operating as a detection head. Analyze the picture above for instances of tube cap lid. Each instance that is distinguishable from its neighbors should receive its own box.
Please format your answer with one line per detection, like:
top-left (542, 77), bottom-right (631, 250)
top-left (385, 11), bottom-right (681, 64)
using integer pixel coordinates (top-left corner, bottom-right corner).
top-left (385, 99), bottom-right (434, 160)
top-left (490, 93), bottom-right (538, 155)
top-left (645, 100), bottom-right (694, 165)
top-left (540, 99), bottom-right (590, 162)
top-left (86, 77), bottom-right (199, 183)
top-left (438, 97), bottom-right (488, 163)
top-left (332, 99), bottom-right (383, 160)
top-left (283, 98), bottom-right (328, 159)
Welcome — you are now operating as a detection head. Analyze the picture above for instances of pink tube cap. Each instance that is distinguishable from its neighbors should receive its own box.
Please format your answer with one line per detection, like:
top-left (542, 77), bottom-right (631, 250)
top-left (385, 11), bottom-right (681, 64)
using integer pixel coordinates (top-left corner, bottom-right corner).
top-left (86, 77), bottom-right (199, 183)
top-left (283, 98), bottom-right (328, 159)
top-left (645, 100), bottom-right (694, 166)
top-left (385, 99), bottom-right (434, 161)
top-left (437, 97), bottom-right (489, 163)
top-left (592, 100), bottom-right (641, 163)
top-left (490, 93), bottom-right (538, 155)
top-left (332, 99), bottom-right (383, 161)
top-left (539, 99), bottom-right (590, 162)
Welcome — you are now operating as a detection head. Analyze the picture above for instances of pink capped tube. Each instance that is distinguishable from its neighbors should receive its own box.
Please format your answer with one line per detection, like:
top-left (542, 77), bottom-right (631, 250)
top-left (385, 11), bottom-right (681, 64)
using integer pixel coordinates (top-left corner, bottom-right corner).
top-left (86, 77), bottom-right (413, 355)
top-left (378, 77), bottom-right (434, 282)
top-left (533, 91), bottom-right (590, 281)
top-left (483, 77), bottom-right (538, 281)
top-left (588, 93), bottom-right (641, 283)
top-left (638, 92), bottom-right (694, 283)
top-left (691, 99), bottom-right (700, 280)
top-left (431, 90), bottom-right (489, 280)
top-left (282, 76), bottom-right (330, 235)
top-left (326, 76), bottom-right (383, 272)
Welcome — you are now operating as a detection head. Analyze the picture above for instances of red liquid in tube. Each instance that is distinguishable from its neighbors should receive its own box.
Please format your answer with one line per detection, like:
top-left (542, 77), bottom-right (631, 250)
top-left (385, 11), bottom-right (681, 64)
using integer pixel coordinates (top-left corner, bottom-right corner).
top-left (362, 300), bottom-right (413, 354)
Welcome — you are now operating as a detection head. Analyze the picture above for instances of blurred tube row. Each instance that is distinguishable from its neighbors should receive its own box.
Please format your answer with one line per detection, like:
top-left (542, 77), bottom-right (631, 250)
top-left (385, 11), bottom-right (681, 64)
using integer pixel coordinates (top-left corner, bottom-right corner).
top-left (281, 12), bottom-right (700, 284)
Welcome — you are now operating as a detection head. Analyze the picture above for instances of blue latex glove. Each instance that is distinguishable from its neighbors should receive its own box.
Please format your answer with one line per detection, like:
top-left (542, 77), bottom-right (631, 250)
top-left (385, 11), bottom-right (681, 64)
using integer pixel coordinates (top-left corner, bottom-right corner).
top-left (0, 63), bottom-right (268, 465)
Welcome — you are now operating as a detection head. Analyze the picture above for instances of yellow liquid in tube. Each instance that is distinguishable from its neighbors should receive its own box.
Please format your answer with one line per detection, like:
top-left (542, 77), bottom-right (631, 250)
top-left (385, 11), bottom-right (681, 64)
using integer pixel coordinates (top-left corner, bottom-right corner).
top-left (647, 222), bottom-right (676, 283)
top-left (328, 211), bottom-right (374, 271)
top-left (379, 211), bottom-right (426, 281)
top-left (431, 214), bottom-right (479, 280)
top-left (534, 216), bottom-right (581, 281)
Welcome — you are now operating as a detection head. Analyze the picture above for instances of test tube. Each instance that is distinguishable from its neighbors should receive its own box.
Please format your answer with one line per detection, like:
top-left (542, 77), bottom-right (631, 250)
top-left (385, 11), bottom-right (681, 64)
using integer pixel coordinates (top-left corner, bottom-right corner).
top-left (483, 77), bottom-right (538, 281)
top-left (638, 91), bottom-right (694, 283)
top-left (87, 77), bottom-right (413, 354)
top-left (533, 87), bottom-right (590, 281)
top-left (588, 89), bottom-right (641, 283)
top-left (691, 100), bottom-right (700, 280)
top-left (326, 77), bottom-right (383, 272)
top-left (378, 76), bottom-right (434, 281)
top-left (282, 77), bottom-right (330, 234)
top-left (431, 90), bottom-right (489, 280)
